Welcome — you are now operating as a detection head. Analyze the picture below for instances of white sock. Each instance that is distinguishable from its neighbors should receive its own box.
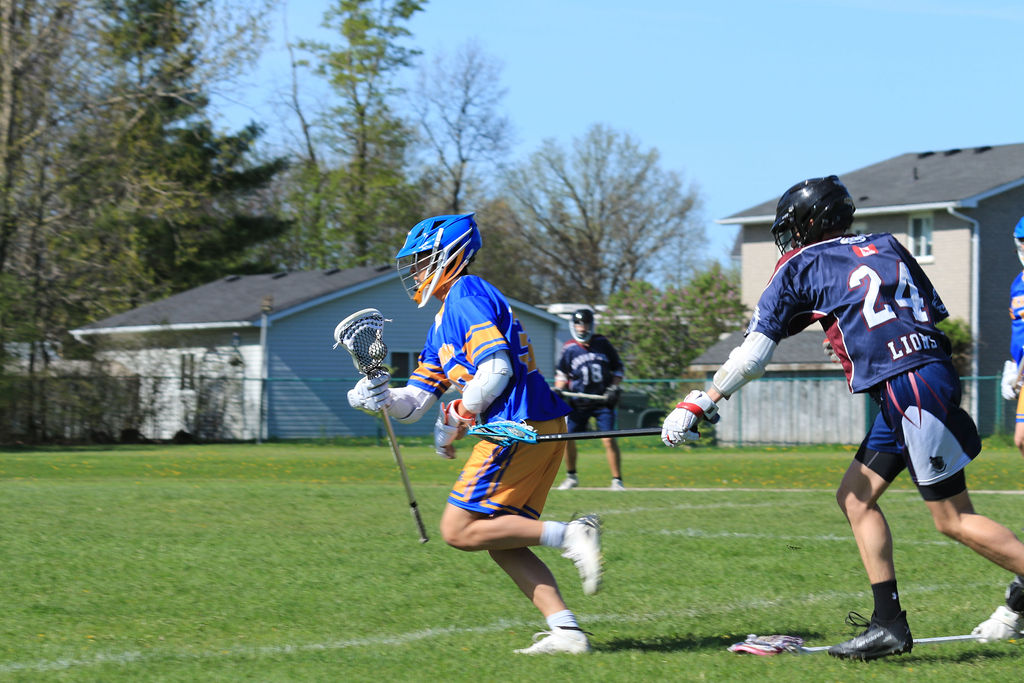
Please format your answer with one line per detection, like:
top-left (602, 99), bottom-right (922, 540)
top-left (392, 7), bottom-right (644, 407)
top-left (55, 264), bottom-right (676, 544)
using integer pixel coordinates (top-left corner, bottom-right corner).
top-left (546, 609), bottom-right (581, 631)
top-left (540, 521), bottom-right (566, 547)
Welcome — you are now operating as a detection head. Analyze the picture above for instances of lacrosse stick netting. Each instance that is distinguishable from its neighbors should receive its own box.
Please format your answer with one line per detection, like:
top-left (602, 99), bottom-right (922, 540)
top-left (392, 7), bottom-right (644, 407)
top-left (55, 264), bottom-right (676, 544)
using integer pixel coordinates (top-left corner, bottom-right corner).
top-left (334, 308), bottom-right (429, 543)
top-left (333, 308), bottom-right (391, 376)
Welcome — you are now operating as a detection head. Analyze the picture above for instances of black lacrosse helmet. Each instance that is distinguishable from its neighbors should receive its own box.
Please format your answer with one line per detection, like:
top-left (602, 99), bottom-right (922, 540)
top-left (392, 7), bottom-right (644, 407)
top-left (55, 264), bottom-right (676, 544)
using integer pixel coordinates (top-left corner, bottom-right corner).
top-left (770, 175), bottom-right (855, 254)
top-left (570, 309), bottom-right (595, 343)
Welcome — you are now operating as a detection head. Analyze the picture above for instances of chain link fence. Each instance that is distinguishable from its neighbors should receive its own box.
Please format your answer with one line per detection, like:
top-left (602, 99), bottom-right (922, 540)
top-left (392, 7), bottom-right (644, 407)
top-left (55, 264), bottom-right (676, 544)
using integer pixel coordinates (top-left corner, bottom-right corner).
top-left (0, 373), bottom-right (1008, 446)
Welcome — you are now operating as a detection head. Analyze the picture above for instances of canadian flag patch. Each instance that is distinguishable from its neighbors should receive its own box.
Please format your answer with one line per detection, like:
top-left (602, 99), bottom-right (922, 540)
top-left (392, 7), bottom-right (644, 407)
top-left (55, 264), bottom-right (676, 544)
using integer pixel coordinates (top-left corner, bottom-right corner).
top-left (853, 244), bottom-right (877, 257)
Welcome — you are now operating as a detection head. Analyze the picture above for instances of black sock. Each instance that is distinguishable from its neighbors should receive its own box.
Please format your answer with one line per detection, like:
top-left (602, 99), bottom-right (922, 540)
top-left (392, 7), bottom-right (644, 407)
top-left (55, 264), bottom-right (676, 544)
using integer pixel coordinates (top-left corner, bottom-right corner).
top-left (871, 580), bottom-right (902, 621)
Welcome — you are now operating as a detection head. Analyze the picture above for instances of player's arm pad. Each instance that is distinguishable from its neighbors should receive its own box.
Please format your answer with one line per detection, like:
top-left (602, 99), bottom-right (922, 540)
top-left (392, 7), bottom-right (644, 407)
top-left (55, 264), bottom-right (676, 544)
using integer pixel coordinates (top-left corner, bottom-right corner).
top-left (462, 350), bottom-right (513, 415)
top-left (387, 385), bottom-right (438, 423)
top-left (711, 331), bottom-right (777, 398)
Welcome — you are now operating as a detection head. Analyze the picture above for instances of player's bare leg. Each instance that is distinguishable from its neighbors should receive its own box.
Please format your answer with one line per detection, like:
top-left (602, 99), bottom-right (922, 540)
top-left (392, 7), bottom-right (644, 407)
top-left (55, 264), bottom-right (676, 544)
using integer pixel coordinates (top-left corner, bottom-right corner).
top-left (602, 437), bottom-right (622, 479)
top-left (440, 503), bottom-right (544, 550)
top-left (440, 503), bottom-right (602, 594)
top-left (835, 460), bottom-right (895, 582)
top-left (830, 460), bottom-right (912, 660)
top-left (440, 504), bottom-right (599, 654)
top-left (925, 491), bottom-right (1024, 574)
top-left (489, 547), bottom-right (567, 615)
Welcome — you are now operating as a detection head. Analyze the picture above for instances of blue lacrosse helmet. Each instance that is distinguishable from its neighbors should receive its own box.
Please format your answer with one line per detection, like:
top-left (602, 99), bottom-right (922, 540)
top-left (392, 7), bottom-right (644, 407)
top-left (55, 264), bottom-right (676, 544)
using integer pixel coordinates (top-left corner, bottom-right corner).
top-left (396, 213), bottom-right (481, 307)
top-left (1014, 216), bottom-right (1024, 267)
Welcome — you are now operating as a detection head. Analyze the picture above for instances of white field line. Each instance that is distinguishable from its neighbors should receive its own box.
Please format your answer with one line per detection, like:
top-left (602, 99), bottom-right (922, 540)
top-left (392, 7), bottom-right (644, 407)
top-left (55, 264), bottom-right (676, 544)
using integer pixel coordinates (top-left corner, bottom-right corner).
top-left (567, 486), bottom-right (1024, 494)
top-left (651, 528), bottom-right (957, 546)
top-left (2, 485), bottom-right (1014, 674)
top-left (0, 581), bottom-right (990, 674)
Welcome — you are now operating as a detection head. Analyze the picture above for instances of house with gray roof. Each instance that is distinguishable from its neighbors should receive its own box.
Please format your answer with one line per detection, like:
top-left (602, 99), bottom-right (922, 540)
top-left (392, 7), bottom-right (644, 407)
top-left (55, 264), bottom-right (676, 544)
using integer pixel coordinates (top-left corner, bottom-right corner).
top-left (70, 266), bottom-right (566, 441)
top-left (707, 142), bottom-right (1024, 440)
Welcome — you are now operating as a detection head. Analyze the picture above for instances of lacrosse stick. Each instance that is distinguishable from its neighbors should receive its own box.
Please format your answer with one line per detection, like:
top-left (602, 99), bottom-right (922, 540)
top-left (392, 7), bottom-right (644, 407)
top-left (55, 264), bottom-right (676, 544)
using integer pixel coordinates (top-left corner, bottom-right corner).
top-left (469, 411), bottom-right (721, 447)
top-left (559, 390), bottom-right (607, 401)
top-left (334, 308), bottom-right (428, 544)
top-left (729, 632), bottom-right (981, 656)
top-left (468, 421), bottom-right (658, 447)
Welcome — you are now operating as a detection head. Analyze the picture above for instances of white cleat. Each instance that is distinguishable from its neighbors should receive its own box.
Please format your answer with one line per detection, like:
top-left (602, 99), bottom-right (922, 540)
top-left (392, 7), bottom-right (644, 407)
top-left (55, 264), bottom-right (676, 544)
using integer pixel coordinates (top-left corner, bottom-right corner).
top-left (610, 478), bottom-right (625, 491)
top-left (561, 514), bottom-right (603, 595)
top-left (556, 474), bottom-right (578, 490)
top-left (513, 627), bottom-right (591, 654)
top-left (972, 605), bottom-right (1021, 642)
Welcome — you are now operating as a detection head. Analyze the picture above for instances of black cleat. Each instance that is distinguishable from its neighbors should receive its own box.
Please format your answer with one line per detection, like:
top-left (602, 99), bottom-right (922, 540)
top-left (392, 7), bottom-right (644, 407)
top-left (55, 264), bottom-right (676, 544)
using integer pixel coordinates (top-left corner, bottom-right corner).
top-left (828, 610), bottom-right (913, 661)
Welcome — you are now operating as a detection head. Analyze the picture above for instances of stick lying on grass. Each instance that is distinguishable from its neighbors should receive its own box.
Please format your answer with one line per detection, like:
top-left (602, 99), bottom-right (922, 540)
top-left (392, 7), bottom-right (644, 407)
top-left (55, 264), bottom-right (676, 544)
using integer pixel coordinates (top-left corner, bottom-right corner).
top-left (728, 632), bottom-right (981, 656)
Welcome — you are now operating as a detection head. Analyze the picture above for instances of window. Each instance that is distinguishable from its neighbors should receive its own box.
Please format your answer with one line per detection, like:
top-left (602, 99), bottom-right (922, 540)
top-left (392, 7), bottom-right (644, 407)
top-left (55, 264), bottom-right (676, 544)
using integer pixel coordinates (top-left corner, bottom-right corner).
top-left (908, 214), bottom-right (933, 259)
top-left (180, 353), bottom-right (196, 390)
top-left (389, 351), bottom-right (418, 380)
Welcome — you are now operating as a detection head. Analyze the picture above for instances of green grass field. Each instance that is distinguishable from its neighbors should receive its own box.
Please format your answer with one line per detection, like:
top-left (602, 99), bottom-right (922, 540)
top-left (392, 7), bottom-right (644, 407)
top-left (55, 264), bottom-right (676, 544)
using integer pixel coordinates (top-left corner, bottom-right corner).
top-left (1, 437), bottom-right (1022, 681)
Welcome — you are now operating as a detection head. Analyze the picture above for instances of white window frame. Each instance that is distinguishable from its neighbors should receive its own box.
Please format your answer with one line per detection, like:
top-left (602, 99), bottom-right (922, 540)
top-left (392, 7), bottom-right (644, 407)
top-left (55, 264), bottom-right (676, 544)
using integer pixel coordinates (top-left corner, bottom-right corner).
top-left (908, 213), bottom-right (934, 262)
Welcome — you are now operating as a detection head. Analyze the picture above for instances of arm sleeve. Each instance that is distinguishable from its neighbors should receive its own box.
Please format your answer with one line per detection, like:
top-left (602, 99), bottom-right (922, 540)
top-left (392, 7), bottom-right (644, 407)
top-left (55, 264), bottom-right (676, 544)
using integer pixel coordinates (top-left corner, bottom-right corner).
top-left (387, 385), bottom-right (439, 424)
top-left (710, 331), bottom-right (778, 398)
top-left (462, 350), bottom-right (513, 415)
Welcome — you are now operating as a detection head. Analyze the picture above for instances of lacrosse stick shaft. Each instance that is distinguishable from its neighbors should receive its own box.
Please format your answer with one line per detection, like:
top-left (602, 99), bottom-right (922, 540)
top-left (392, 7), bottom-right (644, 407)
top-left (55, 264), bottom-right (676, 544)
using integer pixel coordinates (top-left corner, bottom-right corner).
top-left (800, 634), bottom-right (980, 653)
top-left (379, 406), bottom-right (429, 544)
top-left (560, 390), bottom-right (607, 401)
top-left (536, 427), bottom-right (661, 442)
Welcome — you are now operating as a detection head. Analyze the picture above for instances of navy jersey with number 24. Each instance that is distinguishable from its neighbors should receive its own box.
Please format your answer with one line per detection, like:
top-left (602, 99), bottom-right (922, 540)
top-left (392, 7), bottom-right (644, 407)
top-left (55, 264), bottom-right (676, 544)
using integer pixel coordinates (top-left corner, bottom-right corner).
top-left (749, 233), bottom-right (950, 393)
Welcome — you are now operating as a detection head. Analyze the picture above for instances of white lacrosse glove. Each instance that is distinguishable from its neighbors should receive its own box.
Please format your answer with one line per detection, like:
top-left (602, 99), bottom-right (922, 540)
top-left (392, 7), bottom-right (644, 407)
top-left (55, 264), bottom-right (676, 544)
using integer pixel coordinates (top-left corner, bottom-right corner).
top-left (661, 390), bottom-right (719, 447)
top-left (971, 605), bottom-right (1021, 643)
top-left (433, 400), bottom-right (474, 459)
top-left (347, 372), bottom-right (393, 414)
top-left (1001, 360), bottom-right (1020, 401)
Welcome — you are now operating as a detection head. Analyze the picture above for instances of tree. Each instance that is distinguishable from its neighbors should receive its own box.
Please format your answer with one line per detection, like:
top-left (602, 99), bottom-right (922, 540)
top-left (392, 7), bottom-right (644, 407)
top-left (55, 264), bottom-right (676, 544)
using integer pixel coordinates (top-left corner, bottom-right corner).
top-left (411, 39), bottom-right (511, 214)
top-left (279, 0), bottom-right (424, 269)
top-left (602, 263), bottom-right (747, 379)
top-left (0, 0), bottom-right (282, 441)
top-left (468, 197), bottom-right (545, 304)
top-left (503, 123), bottom-right (704, 303)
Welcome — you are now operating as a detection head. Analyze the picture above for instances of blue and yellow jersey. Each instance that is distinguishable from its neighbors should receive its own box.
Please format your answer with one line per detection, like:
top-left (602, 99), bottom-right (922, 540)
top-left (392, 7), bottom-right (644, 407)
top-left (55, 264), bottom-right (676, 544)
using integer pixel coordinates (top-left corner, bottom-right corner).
top-left (1009, 271), bottom-right (1024, 365)
top-left (407, 275), bottom-right (568, 423)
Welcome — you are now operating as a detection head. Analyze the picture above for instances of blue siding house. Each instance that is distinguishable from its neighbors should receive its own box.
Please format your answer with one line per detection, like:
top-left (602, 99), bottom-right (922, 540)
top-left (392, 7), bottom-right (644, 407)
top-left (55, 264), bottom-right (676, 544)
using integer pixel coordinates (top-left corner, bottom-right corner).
top-left (70, 266), bottom-right (566, 441)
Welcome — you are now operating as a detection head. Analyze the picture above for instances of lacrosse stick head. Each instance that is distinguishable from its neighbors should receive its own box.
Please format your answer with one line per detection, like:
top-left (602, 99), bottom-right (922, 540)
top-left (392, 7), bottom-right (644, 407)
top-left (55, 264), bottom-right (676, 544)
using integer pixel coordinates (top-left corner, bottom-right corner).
top-left (333, 308), bottom-right (390, 376)
top-left (467, 420), bottom-right (538, 447)
top-left (728, 634), bottom-right (805, 655)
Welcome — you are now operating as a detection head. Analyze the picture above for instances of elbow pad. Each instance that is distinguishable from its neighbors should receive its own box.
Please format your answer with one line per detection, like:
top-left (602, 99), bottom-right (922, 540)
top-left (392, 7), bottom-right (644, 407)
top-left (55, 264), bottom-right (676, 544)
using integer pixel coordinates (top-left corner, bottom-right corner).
top-left (462, 350), bottom-right (513, 415)
top-left (711, 331), bottom-right (777, 398)
top-left (387, 385), bottom-right (438, 423)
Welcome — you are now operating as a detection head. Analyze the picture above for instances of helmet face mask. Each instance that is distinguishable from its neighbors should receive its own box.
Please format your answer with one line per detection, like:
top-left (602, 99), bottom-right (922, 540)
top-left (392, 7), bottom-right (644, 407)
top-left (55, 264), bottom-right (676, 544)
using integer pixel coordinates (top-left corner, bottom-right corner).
top-left (396, 214), bottom-right (481, 307)
top-left (570, 309), bottom-right (594, 343)
top-left (770, 175), bottom-right (855, 254)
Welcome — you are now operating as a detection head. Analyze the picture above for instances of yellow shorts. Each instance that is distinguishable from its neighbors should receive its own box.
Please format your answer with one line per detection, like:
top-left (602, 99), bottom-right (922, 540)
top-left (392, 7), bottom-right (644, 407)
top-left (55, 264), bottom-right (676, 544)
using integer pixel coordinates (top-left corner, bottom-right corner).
top-left (448, 417), bottom-right (566, 519)
top-left (1017, 389), bottom-right (1024, 423)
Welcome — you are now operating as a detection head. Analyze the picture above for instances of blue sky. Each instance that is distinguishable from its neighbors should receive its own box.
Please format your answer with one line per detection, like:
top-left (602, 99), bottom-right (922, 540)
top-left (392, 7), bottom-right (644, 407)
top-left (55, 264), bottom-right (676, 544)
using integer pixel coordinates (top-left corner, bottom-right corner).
top-left (216, 0), bottom-right (1024, 263)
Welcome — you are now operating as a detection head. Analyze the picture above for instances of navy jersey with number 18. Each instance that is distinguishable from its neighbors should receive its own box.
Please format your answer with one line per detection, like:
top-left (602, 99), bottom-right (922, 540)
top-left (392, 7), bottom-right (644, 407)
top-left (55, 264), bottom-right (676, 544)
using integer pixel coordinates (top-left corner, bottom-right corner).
top-left (748, 233), bottom-right (950, 393)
